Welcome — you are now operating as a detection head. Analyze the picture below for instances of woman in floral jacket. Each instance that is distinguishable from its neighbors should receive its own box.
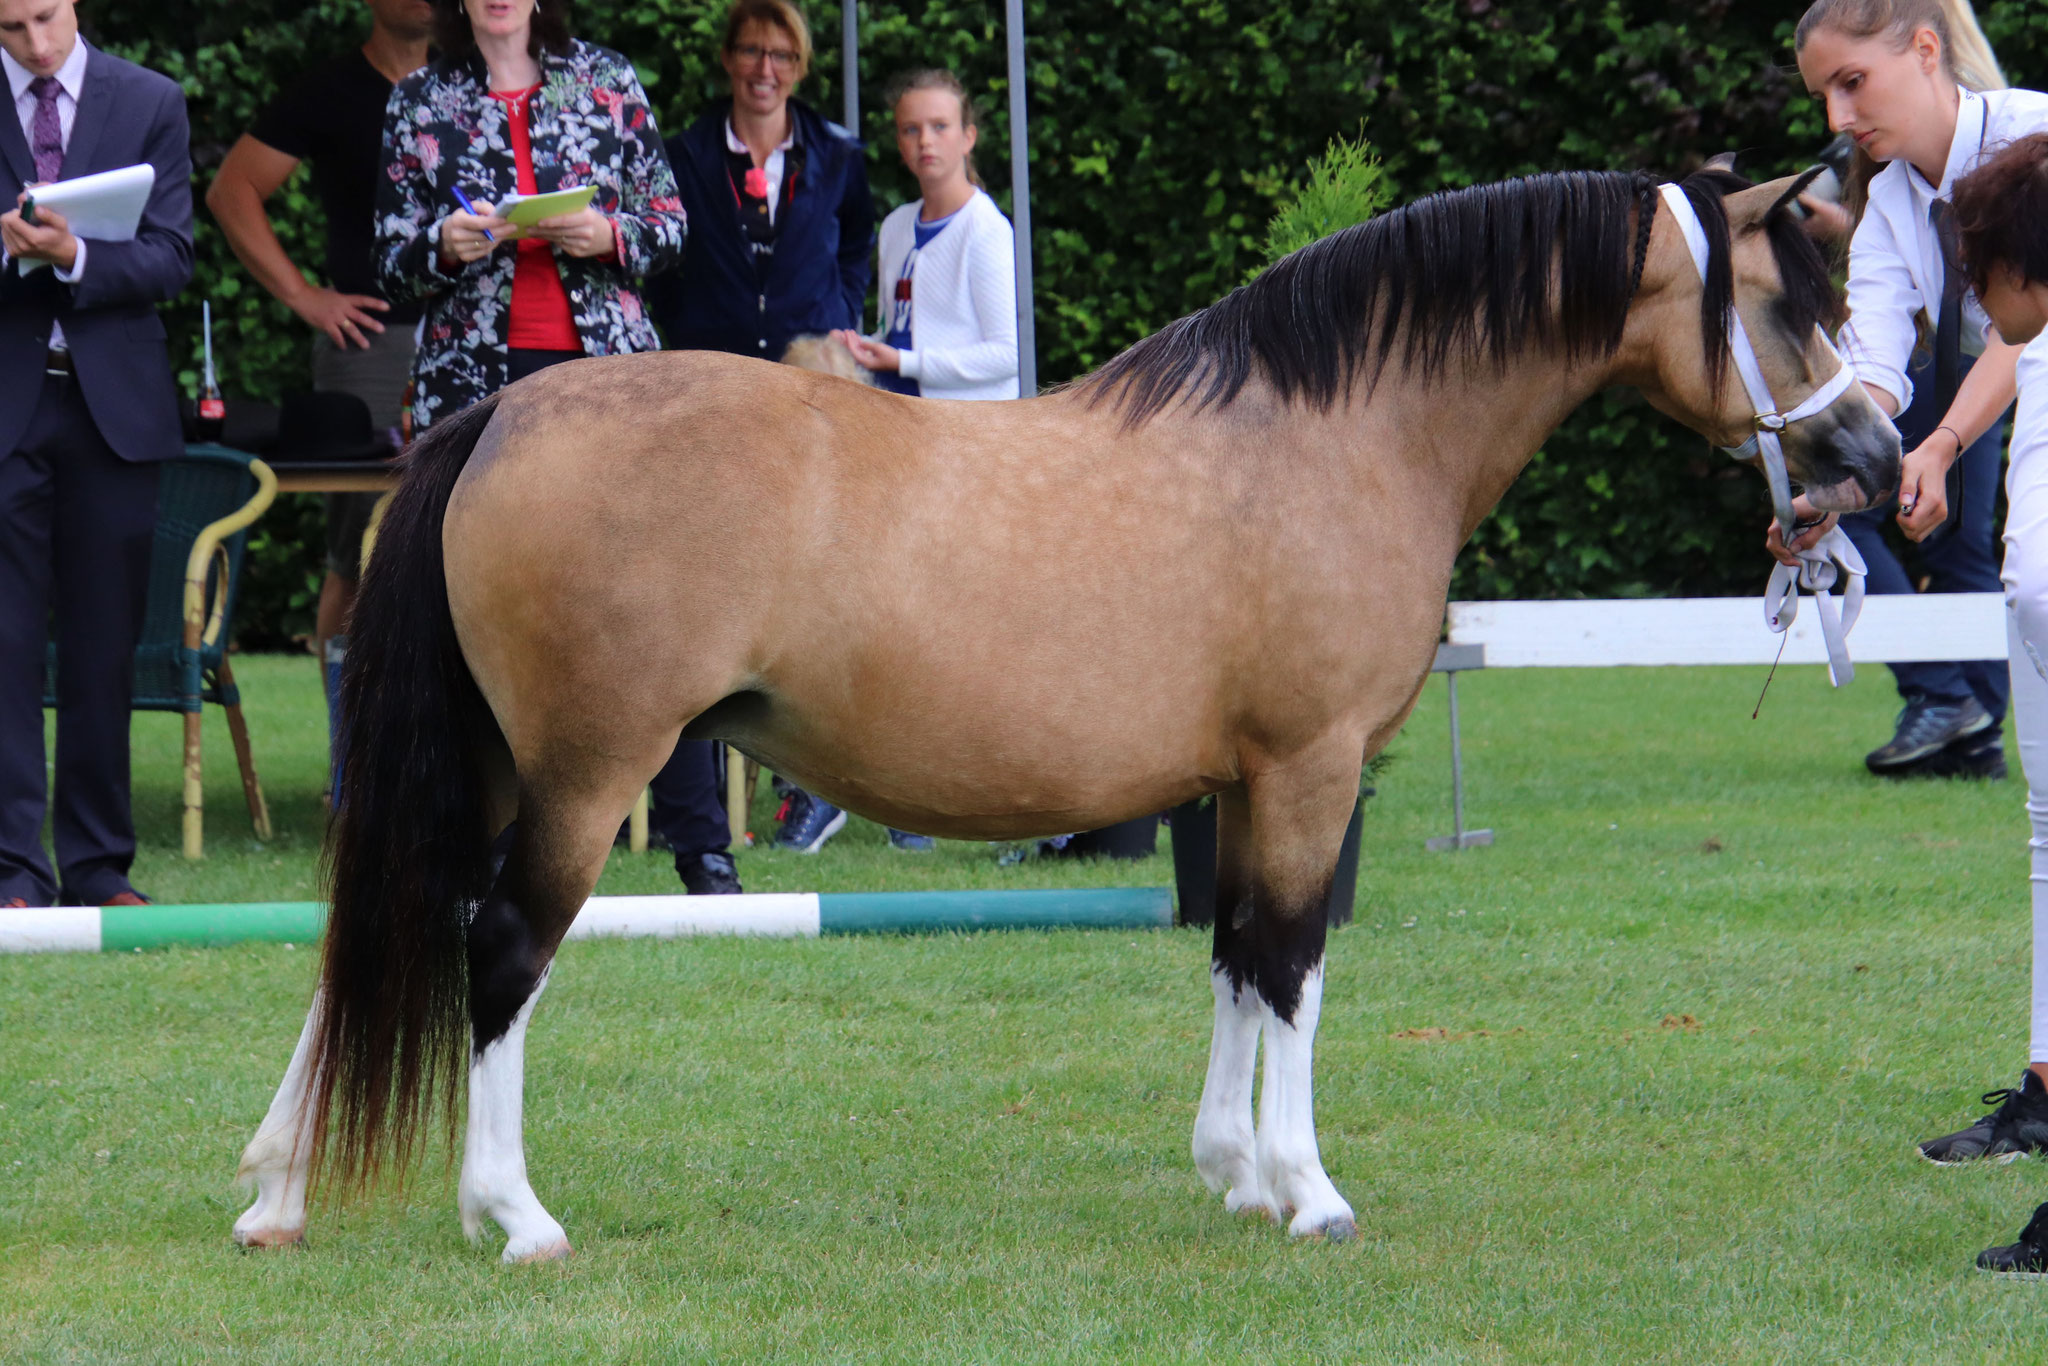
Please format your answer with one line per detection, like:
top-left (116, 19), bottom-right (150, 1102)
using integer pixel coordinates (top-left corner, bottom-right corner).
top-left (376, 0), bottom-right (687, 428)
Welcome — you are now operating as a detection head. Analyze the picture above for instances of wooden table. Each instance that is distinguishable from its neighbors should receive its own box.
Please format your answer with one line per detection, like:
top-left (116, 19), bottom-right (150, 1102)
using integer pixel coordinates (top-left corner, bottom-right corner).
top-left (269, 458), bottom-right (401, 496)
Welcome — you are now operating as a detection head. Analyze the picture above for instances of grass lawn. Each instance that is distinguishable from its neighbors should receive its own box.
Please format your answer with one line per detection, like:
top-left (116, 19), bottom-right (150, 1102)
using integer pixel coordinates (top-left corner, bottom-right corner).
top-left (4, 652), bottom-right (2045, 1362)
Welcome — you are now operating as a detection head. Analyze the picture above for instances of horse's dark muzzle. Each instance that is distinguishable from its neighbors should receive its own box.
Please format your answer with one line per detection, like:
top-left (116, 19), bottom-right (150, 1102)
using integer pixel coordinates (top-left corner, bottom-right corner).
top-left (1800, 417), bottom-right (1902, 513)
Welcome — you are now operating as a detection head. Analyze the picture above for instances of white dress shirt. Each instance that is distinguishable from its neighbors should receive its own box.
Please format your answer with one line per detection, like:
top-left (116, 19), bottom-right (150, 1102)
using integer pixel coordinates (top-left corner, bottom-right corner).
top-left (724, 116), bottom-right (794, 225)
top-left (1839, 85), bottom-right (2048, 411)
top-left (3, 37), bottom-right (91, 347)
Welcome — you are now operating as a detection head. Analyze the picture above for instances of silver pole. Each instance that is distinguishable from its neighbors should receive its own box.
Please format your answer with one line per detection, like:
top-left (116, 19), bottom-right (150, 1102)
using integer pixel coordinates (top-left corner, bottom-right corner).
top-left (840, 0), bottom-right (858, 132)
top-left (1447, 672), bottom-right (1465, 841)
top-left (1004, 0), bottom-right (1037, 395)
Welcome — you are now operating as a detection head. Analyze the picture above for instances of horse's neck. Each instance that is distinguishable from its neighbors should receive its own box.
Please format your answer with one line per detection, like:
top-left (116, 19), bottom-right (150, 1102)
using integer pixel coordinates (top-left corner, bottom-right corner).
top-left (1308, 346), bottom-right (1618, 548)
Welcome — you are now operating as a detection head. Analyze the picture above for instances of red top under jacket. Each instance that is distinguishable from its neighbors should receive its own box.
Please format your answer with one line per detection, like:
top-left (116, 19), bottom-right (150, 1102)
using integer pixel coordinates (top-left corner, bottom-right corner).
top-left (490, 84), bottom-right (583, 353)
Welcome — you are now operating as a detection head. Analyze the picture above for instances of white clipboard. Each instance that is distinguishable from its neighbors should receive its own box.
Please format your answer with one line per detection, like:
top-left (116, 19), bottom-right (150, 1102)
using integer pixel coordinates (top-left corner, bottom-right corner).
top-left (17, 163), bottom-right (155, 274)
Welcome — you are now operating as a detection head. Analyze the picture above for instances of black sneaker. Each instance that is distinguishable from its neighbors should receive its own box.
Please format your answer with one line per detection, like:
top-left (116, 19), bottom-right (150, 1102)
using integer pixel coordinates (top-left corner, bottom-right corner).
top-left (1978, 1202), bottom-right (2048, 1277)
top-left (1867, 697), bottom-right (1993, 773)
top-left (1919, 1071), bottom-right (2048, 1165)
top-left (678, 851), bottom-right (742, 895)
top-left (1919, 726), bottom-right (2008, 781)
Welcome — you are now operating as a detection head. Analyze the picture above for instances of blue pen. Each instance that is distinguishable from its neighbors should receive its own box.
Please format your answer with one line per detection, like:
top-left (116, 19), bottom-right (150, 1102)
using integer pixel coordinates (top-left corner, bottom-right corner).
top-left (452, 185), bottom-right (493, 242)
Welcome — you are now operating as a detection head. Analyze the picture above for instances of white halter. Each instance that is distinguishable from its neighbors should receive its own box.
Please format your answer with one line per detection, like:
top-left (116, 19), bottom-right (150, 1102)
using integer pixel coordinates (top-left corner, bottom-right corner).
top-left (1658, 182), bottom-right (1866, 686)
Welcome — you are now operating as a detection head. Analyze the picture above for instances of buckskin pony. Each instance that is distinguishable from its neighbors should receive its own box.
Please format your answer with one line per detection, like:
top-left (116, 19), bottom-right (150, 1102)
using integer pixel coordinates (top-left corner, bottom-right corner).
top-left (231, 166), bottom-right (1898, 1260)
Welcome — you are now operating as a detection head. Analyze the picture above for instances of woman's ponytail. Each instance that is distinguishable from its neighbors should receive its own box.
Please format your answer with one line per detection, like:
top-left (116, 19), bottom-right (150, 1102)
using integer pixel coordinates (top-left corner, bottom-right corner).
top-left (1938, 0), bottom-right (2005, 91)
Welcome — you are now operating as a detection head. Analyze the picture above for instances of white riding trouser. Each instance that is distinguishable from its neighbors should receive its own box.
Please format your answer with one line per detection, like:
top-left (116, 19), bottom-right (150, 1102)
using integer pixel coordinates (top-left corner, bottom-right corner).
top-left (1997, 333), bottom-right (2048, 1063)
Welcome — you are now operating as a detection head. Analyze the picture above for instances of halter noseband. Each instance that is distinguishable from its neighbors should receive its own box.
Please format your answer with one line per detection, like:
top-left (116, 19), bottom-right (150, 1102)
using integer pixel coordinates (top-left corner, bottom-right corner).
top-left (1657, 182), bottom-right (1866, 686)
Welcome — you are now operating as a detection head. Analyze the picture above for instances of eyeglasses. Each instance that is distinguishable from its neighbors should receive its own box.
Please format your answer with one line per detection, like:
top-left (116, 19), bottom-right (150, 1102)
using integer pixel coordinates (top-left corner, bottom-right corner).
top-left (732, 44), bottom-right (800, 70)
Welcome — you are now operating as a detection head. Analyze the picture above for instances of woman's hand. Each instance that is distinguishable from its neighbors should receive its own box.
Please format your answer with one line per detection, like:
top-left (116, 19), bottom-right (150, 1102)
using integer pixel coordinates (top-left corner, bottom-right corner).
top-left (1796, 192), bottom-right (1853, 244)
top-left (834, 329), bottom-right (901, 373)
top-left (1764, 494), bottom-right (1839, 566)
top-left (530, 207), bottom-right (615, 259)
top-left (439, 205), bottom-right (510, 265)
top-left (1896, 431), bottom-right (1963, 541)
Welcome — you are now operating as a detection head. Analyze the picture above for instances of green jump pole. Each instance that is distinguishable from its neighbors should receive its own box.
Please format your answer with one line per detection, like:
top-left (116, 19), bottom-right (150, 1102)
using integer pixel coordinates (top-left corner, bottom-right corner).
top-left (101, 902), bottom-right (326, 952)
top-left (820, 887), bottom-right (1171, 935)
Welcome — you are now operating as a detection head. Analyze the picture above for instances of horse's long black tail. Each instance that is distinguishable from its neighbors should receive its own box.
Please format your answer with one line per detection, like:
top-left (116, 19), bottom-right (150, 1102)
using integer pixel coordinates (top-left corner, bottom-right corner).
top-left (309, 391), bottom-right (506, 1191)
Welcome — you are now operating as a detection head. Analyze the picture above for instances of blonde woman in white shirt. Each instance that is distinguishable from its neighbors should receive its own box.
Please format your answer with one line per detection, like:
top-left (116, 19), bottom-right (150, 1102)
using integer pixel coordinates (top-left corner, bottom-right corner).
top-left (833, 68), bottom-right (1019, 401)
top-left (1786, 0), bottom-right (2048, 1191)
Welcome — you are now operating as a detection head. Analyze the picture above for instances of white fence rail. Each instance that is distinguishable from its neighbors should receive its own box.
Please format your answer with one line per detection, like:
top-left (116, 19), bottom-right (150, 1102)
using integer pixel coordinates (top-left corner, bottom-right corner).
top-left (1422, 592), bottom-right (2008, 849)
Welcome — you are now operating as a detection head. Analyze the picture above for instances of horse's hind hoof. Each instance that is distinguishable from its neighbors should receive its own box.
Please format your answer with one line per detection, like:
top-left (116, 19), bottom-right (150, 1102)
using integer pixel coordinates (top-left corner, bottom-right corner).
top-left (233, 1226), bottom-right (305, 1249)
top-left (503, 1237), bottom-right (572, 1265)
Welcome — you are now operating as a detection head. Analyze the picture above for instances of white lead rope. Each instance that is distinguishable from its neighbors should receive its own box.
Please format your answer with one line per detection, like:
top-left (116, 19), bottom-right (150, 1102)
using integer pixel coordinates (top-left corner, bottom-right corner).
top-left (1764, 525), bottom-right (1866, 686)
top-left (1658, 182), bottom-right (1866, 686)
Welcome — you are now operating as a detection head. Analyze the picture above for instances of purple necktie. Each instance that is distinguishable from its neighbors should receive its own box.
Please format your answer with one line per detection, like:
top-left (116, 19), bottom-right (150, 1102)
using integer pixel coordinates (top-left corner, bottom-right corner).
top-left (28, 76), bottom-right (63, 182)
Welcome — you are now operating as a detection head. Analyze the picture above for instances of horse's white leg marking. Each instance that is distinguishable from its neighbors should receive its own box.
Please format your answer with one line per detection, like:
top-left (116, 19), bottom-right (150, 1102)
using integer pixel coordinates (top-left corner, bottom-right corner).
top-left (232, 994), bottom-right (320, 1248)
top-left (1255, 960), bottom-right (1356, 1239)
top-left (1192, 965), bottom-right (1270, 1216)
top-left (457, 970), bottom-right (570, 1263)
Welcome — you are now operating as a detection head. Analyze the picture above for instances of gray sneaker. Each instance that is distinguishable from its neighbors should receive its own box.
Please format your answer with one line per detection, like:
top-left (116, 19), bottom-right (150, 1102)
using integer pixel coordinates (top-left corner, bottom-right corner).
top-left (1866, 697), bottom-right (1992, 773)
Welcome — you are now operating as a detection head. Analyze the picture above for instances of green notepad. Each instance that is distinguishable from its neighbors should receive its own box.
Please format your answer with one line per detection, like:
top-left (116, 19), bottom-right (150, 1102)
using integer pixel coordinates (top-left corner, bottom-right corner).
top-left (498, 185), bottom-right (598, 229)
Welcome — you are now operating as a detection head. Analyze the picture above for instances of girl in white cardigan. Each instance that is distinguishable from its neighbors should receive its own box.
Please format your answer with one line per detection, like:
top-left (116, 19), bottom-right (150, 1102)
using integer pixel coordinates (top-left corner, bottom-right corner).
top-left (833, 69), bottom-right (1019, 400)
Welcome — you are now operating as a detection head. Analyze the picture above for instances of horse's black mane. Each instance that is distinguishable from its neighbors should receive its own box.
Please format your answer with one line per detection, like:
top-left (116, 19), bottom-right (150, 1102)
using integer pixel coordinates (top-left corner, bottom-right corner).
top-left (1079, 167), bottom-right (1840, 424)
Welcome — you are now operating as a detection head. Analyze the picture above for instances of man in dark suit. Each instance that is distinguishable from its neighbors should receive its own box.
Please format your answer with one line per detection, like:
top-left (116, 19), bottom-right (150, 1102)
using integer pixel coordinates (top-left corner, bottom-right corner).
top-left (0, 0), bottom-right (193, 908)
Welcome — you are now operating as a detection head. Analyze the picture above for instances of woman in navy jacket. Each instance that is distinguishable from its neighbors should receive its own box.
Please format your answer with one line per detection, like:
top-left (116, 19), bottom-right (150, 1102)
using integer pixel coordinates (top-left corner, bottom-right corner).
top-left (647, 0), bottom-right (874, 360)
top-left (644, 0), bottom-right (877, 865)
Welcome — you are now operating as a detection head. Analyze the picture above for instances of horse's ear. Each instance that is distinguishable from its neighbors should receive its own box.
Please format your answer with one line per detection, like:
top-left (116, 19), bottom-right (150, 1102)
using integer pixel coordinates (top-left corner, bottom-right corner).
top-left (1766, 164), bottom-right (1830, 222)
top-left (1705, 152), bottom-right (1739, 174)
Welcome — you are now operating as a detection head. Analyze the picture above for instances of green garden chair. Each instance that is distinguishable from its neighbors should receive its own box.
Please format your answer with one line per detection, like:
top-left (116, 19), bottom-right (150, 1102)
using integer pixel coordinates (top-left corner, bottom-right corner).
top-left (44, 443), bottom-right (279, 859)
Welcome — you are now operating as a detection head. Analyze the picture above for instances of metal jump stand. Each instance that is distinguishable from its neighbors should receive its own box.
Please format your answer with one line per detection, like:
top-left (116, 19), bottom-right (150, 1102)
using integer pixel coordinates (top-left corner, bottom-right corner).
top-left (1425, 643), bottom-right (1493, 852)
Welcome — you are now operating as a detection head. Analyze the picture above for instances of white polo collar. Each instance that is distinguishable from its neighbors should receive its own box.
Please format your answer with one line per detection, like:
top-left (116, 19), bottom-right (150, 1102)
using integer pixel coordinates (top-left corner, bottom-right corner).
top-left (725, 115), bottom-right (794, 156)
top-left (1907, 86), bottom-right (1987, 201)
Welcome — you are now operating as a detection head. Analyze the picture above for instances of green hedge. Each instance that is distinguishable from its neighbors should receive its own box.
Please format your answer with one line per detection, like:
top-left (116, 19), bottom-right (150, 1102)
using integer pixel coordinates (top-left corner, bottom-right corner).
top-left (89, 1), bottom-right (2048, 644)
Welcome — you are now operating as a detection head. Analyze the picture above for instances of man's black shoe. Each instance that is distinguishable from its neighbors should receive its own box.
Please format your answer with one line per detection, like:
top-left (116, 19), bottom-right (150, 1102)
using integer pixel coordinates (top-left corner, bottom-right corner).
top-left (1867, 697), bottom-right (1993, 773)
top-left (1919, 1070), bottom-right (2048, 1165)
top-left (1978, 1202), bottom-right (2048, 1277)
top-left (678, 851), bottom-right (742, 896)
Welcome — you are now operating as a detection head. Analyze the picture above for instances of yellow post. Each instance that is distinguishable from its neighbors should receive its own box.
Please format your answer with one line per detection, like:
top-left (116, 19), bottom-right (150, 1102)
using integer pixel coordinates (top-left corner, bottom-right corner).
top-left (726, 744), bottom-right (747, 848)
top-left (181, 711), bottom-right (204, 859)
top-left (359, 491), bottom-right (395, 570)
top-left (629, 788), bottom-right (649, 854)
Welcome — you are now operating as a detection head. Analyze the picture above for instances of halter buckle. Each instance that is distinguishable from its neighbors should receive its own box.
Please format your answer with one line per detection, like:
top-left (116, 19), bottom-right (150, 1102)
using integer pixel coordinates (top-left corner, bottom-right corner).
top-left (1753, 412), bottom-right (1787, 434)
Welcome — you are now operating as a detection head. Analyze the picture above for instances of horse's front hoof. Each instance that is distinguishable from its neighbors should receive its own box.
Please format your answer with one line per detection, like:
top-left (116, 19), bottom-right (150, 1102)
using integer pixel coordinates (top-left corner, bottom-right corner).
top-left (503, 1236), bottom-right (572, 1265)
top-left (1288, 1209), bottom-right (1357, 1241)
top-left (233, 1225), bottom-right (305, 1249)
